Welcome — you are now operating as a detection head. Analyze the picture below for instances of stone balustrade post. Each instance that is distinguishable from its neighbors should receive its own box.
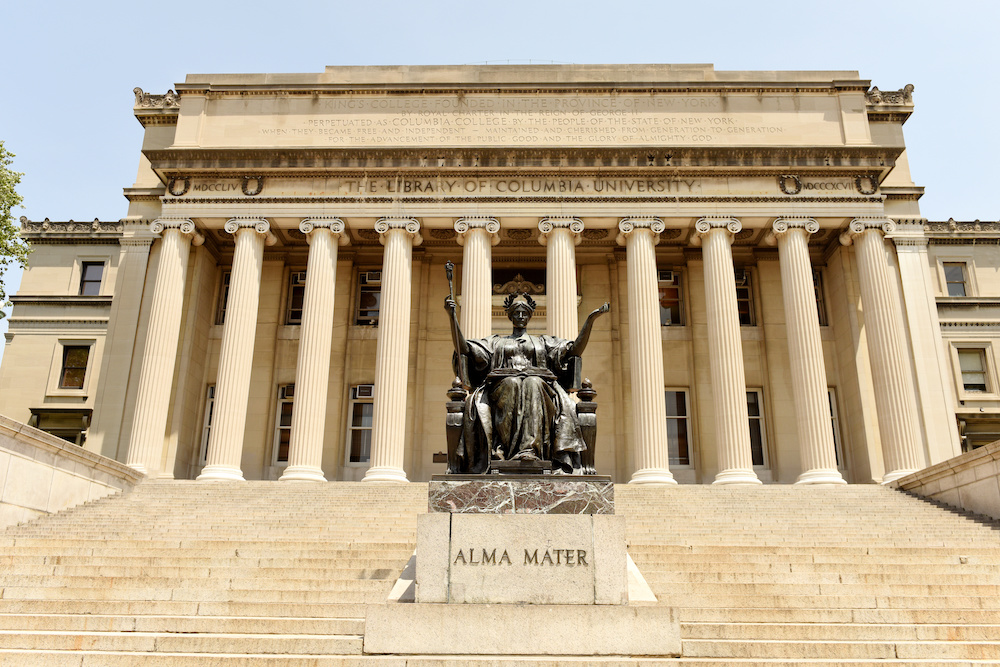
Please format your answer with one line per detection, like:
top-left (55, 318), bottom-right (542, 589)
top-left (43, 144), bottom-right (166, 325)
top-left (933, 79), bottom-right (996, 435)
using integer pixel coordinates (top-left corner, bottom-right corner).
top-left (455, 217), bottom-right (500, 339)
top-left (769, 219), bottom-right (846, 485)
top-left (126, 219), bottom-right (203, 476)
top-left (364, 218), bottom-right (422, 483)
top-left (840, 218), bottom-right (923, 482)
top-left (198, 218), bottom-right (276, 482)
top-left (617, 218), bottom-right (676, 484)
top-left (693, 218), bottom-right (761, 485)
top-left (280, 218), bottom-right (350, 482)
top-left (539, 217), bottom-right (584, 340)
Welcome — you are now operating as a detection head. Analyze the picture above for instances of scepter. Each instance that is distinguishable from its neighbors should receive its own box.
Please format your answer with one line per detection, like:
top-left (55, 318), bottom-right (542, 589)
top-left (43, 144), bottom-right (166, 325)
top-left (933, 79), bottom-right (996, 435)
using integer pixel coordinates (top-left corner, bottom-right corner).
top-left (444, 260), bottom-right (469, 388)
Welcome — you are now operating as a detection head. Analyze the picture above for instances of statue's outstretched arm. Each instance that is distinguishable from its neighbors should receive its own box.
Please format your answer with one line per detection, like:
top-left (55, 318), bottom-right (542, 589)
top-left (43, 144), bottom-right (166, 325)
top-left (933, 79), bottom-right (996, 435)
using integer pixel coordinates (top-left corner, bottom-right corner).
top-left (444, 296), bottom-right (469, 355)
top-left (571, 302), bottom-right (610, 357)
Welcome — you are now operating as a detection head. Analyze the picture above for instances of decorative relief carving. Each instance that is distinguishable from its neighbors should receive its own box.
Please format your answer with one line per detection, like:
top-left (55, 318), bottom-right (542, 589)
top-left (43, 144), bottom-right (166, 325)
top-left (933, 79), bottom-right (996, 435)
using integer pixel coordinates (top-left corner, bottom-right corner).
top-left (616, 217), bottom-right (665, 246)
top-left (455, 217), bottom-right (500, 246)
top-left (375, 218), bottom-right (422, 246)
top-left (493, 273), bottom-right (545, 295)
top-left (926, 219), bottom-right (1000, 234)
top-left (242, 176), bottom-right (265, 196)
top-left (778, 175), bottom-right (802, 195)
top-left (855, 175), bottom-right (878, 195)
top-left (19, 217), bottom-right (123, 235)
top-left (356, 229), bottom-right (379, 241)
top-left (582, 229), bottom-right (609, 240)
top-left (506, 229), bottom-right (533, 241)
top-left (734, 229), bottom-right (754, 241)
top-left (839, 218), bottom-right (895, 246)
top-left (659, 229), bottom-right (683, 240)
top-left (866, 84), bottom-right (914, 106)
top-left (167, 178), bottom-right (190, 197)
top-left (133, 87), bottom-right (179, 109)
top-left (430, 229), bottom-right (457, 240)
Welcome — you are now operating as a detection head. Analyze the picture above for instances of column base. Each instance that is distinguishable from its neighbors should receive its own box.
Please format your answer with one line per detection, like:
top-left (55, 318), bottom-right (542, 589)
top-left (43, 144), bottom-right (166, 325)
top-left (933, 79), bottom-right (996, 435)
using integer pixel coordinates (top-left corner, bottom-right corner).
top-left (795, 468), bottom-right (847, 485)
top-left (880, 468), bottom-right (920, 485)
top-left (279, 465), bottom-right (327, 482)
top-left (713, 469), bottom-right (762, 485)
top-left (363, 465), bottom-right (409, 483)
top-left (126, 462), bottom-right (150, 477)
top-left (628, 468), bottom-right (678, 485)
top-left (196, 465), bottom-right (246, 482)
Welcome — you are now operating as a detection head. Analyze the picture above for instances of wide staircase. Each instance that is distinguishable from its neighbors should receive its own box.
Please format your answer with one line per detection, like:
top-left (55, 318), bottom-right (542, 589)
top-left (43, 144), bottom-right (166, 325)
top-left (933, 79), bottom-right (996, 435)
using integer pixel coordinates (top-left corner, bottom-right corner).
top-left (0, 481), bottom-right (996, 665)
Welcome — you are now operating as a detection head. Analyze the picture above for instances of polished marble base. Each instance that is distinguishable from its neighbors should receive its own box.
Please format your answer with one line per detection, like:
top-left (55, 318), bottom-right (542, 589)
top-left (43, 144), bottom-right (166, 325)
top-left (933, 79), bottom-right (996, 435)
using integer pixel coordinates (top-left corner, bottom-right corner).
top-left (428, 475), bottom-right (614, 515)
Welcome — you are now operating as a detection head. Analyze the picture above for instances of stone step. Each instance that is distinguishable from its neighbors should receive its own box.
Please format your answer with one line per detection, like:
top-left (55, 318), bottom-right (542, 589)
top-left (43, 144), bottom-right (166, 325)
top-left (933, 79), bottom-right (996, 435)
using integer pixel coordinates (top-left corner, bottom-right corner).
top-left (677, 606), bottom-right (1000, 624)
top-left (648, 571), bottom-right (1000, 585)
top-left (0, 613), bottom-right (364, 635)
top-left (0, 574), bottom-right (402, 590)
top-left (0, 586), bottom-right (389, 603)
top-left (682, 637), bottom-right (1000, 659)
top-left (0, 599), bottom-right (370, 618)
top-left (681, 621), bottom-right (1000, 641)
top-left (4, 563), bottom-right (410, 578)
top-left (653, 592), bottom-right (1000, 609)
top-left (0, 630), bottom-right (364, 655)
top-left (645, 581), bottom-right (1000, 596)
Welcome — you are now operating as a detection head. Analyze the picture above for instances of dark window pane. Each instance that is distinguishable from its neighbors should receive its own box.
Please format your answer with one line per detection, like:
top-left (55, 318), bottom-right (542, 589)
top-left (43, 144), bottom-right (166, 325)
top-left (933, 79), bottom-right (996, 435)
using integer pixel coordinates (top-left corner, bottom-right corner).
top-left (749, 421), bottom-right (764, 466)
top-left (667, 420), bottom-right (689, 466)
top-left (279, 402), bottom-right (293, 427)
top-left (60, 346), bottom-right (90, 389)
top-left (79, 262), bottom-right (104, 296)
top-left (746, 391), bottom-right (760, 417)
top-left (353, 402), bottom-right (373, 428)
top-left (350, 429), bottom-right (372, 463)
top-left (277, 429), bottom-right (290, 462)
top-left (944, 263), bottom-right (967, 297)
top-left (664, 391), bottom-right (686, 417)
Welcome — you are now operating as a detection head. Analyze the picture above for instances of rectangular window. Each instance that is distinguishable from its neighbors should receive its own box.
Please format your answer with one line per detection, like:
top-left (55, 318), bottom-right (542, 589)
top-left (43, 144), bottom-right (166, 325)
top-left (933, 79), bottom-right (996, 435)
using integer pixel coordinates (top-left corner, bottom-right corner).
top-left (79, 262), bottom-right (105, 296)
top-left (664, 390), bottom-right (690, 465)
top-left (828, 388), bottom-right (844, 468)
top-left (215, 271), bottom-right (232, 325)
top-left (200, 385), bottom-right (215, 464)
top-left (746, 390), bottom-right (766, 466)
top-left (943, 262), bottom-right (968, 297)
top-left (273, 384), bottom-right (295, 464)
top-left (356, 272), bottom-right (381, 326)
top-left (348, 384), bottom-right (374, 463)
top-left (958, 349), bottom-right (989, 392)
top-left (59, 346), bottom-right (90, 389)
top-left (813, 270), bottom-right (829, 326)
top-left (735, 269), bottom-right (755, 326)
top-left (286, 271), bottom-right (307, 325)
top-left (658, 271), bottom-right (684, 326)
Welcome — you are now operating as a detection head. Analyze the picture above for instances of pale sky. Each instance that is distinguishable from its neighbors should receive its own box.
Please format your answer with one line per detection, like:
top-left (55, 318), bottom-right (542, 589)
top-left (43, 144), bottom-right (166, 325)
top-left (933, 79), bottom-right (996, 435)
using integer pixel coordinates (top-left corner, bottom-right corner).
top-left (1, 0), bottom-right (997, 364)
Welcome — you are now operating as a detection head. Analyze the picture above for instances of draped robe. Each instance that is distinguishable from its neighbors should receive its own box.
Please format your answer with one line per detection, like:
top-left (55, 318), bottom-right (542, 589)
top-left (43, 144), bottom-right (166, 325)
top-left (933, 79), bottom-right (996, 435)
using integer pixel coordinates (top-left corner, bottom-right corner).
top-left (453, 333), bottom-right (585, 474)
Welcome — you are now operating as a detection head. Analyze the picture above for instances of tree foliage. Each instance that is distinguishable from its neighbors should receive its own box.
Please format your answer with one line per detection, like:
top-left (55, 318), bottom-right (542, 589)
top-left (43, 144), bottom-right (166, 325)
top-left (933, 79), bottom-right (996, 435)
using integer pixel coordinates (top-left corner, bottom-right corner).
top-left (0, 141), bottom-right (30, 312)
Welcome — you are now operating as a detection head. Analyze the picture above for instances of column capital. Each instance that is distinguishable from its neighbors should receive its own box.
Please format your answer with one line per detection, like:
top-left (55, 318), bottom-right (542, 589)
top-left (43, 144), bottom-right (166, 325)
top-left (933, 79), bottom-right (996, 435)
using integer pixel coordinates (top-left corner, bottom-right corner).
top-left (300, 217), bottom-right (350, 246)
top-left (839, 217), bottom-right (895, 246)
top-left (538, 217), bottom-right (584, 246)
top-left (150, 218), bottom-right (204, 246)
top-left (455, 217), bottom-right (500, 246)
top-left (375, 217), bottom-right (422, 246)
top-left (616, 217), bottom-right (664, 246)
top-left (224, 217), bottom-right (277, 246)
top-left (691, 217), bottom-right (741, 246)
top-left (765, 217), bottom-right (819, 245)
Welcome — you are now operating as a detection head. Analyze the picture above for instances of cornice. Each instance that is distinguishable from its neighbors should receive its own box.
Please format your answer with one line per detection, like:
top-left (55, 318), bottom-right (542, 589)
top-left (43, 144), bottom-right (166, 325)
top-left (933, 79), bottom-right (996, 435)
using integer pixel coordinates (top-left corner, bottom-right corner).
top-left (19, 218), bottom-right (124, 241)
top-left (9, 296), bottom-right (114, 307)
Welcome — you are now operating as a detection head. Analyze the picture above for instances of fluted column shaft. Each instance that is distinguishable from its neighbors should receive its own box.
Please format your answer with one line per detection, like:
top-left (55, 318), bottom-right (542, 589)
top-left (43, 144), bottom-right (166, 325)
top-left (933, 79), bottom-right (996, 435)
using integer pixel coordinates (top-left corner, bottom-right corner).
top-left (281, 219), bottom-right (348, 482)
top-left (842, 219), bottom-right (923, 482)
top-left (617, 218), bottom-right (676, 484)
top-left (696, 218), bottom-right (761, 485)
top-left (126, 220), bottom-right (203, 476)
top-left (772, 220), bottom-right (845, 485)
top-left (199, 219), bottom-right (274, 482)
top-left (455, 218), bottom-right (499, 339)
top-left (364, 219), bottom-right (421, 483)
top-left (540, 218), bottom-right (583, 340)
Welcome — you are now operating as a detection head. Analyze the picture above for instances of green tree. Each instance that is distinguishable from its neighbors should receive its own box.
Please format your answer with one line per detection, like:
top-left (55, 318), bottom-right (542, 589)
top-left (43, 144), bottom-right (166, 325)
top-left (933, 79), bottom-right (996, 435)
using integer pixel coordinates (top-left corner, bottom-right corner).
top-left (0, 141), bottom-right (29, 317)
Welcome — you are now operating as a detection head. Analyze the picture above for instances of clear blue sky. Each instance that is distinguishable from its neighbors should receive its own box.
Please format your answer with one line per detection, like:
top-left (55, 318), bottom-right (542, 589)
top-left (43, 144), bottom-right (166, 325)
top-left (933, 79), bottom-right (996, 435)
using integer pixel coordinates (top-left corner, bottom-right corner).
top-left (1, 0), bottom-right (997, 363)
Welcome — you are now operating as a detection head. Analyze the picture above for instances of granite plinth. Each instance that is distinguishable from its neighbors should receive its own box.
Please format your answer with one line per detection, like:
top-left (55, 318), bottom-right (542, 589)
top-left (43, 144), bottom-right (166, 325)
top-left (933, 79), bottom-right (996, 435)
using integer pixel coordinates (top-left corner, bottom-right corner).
top-left (428, 475), bottom-right (614, 514)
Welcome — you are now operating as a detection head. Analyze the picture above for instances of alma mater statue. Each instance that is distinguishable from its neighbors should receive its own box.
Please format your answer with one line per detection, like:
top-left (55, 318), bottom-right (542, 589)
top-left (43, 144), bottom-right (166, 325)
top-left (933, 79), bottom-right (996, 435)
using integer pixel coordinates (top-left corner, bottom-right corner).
top-left (444, 287), bottom-right (609, 475)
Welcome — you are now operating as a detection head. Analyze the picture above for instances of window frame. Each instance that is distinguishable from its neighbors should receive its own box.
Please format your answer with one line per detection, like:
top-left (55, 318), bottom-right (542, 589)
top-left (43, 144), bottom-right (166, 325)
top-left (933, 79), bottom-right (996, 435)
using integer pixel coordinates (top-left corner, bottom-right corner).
top-left (344, 384), bottom-right (375, 466)
top-left (955, 346), bottom-right (991, 394)
top-left (813, 268), bottom-right (829, 327)
top-left (272, 384), bottom-right (295, 466)
top-left (746, 389), bottom-right (768, 468)
top-left (46, 340), bottom-right (97, 397)
top-left (355, 271), bottom-right (382, 327)
top-left (828, 388), bottom-right (846, 470)
top-left (941, 261), bottom-right (970, 297)
top-left (78, 261), bottom-right (106, 296)
top-left (735, 268), bottom-right (756, 327)
top-left (657, 270), bottom-right (685, 327)
top-left (215, 270), bottom-right (232, 325)
top-left (664, 388), bottom-right (692, 467)
top-left (199, 384), bottom-right (216, 465)
top-left (285, 270), bottom-right (307, 325)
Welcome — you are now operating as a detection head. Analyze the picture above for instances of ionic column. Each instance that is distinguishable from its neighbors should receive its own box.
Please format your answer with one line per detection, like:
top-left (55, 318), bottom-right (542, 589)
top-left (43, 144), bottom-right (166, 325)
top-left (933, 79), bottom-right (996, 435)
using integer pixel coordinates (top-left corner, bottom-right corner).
top-left (769, 219), bottom-right (845, 485)
top-left (840, 218), bottom-right (923, 482)
top-left (198, 218), bottom-right (276, 482)
top-left (539, 217), bottom-right (584, 339)
top-left (280, 218), bottom-right (350, 482)
top-left (693, 218), bottom-right (761, 485)
top-left (364, 218), bottom-right (422, 483)
top-left (455, 217), bottom-right (499, 339)
top-left (617, 218), bottom-right (676, 485)
top-left (126, 219), bottom-right (204, 476)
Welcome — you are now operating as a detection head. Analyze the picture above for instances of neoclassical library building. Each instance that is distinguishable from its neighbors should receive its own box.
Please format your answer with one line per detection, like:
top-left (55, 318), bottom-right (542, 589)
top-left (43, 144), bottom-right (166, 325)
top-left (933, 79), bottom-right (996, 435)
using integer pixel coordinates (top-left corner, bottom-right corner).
top-left (2, 64), bottom-right (994, 486)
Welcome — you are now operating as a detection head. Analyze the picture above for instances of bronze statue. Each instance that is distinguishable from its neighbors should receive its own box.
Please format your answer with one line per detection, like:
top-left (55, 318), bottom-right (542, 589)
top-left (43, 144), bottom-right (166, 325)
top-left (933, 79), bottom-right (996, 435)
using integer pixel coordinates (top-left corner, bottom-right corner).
top-left (444, 267), bottom-right (609, 475)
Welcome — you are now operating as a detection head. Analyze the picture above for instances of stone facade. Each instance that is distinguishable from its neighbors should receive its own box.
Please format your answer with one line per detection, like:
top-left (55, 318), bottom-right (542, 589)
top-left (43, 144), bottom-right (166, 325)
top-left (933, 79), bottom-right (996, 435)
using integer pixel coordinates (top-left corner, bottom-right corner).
top-left (0, 65), bottom-right (984, 484)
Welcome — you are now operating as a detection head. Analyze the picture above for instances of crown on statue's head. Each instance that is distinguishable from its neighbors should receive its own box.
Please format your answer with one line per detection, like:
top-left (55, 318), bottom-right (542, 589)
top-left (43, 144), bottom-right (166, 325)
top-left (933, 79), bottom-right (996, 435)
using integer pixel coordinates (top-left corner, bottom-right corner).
top-left (503, 292), bottom-right (537, 314)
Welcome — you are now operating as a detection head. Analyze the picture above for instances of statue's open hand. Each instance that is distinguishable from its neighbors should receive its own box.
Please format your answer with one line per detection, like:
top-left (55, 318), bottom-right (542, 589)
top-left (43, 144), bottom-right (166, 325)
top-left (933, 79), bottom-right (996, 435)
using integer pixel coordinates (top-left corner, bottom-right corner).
top-left (591, 302), bottom-right (611, 318)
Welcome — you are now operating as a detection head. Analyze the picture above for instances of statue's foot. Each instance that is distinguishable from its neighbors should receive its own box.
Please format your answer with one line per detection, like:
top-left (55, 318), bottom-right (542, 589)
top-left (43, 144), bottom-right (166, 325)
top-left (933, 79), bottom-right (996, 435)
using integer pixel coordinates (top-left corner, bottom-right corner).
top-left (511, 450), bottom-right (541, 462)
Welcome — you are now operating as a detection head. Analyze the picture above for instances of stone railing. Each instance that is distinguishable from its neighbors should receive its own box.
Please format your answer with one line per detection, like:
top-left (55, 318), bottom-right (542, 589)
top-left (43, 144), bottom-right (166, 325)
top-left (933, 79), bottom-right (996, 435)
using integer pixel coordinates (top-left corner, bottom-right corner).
top-left (0, 415), bottom-right (143, 528)
top-left (889, 440), bottom-right (1000, 521)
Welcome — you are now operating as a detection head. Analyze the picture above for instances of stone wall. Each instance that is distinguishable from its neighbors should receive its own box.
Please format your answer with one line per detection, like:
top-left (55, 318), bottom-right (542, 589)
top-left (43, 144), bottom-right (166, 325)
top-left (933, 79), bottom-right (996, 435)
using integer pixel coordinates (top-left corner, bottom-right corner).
top-left (890, 440), bottom-right (1000, 520)
top-left (0, 414), bottom-right (143, 528)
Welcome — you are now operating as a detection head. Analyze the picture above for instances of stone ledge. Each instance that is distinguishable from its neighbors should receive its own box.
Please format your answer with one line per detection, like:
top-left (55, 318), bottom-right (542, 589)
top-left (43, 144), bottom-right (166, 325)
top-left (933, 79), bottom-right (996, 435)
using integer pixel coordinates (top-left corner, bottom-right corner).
top-left (428, 476), bottom-right (613, 514)
top-left (890, 440), bottom-right (1000, 521)
top-left (364, 603), bottom-right (679, 656)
